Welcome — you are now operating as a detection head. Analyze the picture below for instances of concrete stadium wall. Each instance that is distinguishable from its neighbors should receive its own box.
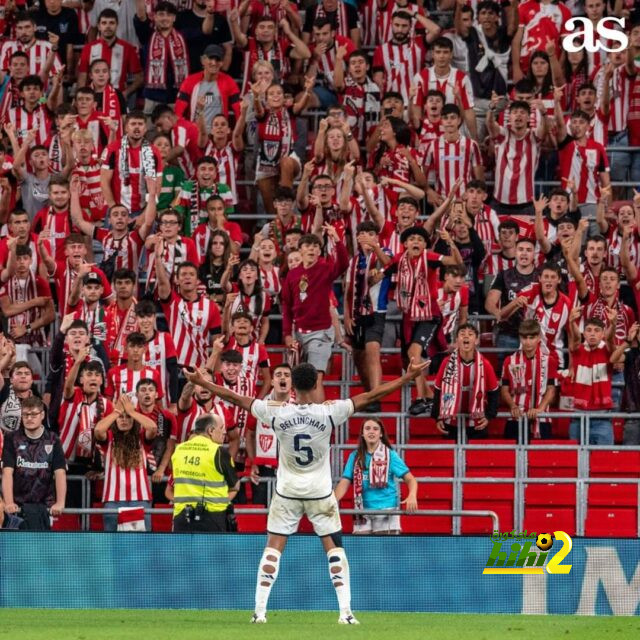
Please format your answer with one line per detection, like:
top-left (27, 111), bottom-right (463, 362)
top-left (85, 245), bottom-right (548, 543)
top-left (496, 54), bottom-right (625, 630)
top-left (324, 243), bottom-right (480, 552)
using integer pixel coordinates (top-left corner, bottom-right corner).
top-left (1, 534), bottom-right (639, 615)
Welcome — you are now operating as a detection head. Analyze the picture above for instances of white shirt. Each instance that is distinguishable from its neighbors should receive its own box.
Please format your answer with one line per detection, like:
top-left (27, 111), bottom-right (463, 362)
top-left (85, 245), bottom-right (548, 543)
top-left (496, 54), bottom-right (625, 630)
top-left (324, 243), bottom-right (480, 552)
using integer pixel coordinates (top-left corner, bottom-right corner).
top-left (250, 398), bottom-right (355, 499)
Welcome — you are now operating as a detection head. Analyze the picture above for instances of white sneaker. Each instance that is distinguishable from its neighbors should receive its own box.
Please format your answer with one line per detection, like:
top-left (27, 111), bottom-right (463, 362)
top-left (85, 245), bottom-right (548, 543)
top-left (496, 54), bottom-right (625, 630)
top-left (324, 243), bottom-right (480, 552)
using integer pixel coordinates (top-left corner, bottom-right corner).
top-left (251, 613), bottom-right (267, 624)
top-left (338, 613), bottom-right (360, 625)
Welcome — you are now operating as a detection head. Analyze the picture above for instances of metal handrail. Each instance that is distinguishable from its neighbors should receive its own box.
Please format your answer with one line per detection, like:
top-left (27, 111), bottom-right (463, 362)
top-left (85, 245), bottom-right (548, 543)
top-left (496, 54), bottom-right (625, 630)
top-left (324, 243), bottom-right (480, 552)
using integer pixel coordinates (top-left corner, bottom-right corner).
top-left (57, 507), bottom-right (499, 532)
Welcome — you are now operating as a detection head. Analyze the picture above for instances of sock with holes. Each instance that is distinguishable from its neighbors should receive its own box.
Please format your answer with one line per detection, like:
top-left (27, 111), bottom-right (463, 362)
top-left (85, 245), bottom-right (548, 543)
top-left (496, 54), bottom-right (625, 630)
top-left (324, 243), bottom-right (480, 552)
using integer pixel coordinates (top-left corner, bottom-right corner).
top-left (255, 547), bottom-right (281, 616)
top-left (327, 547), bottom-right (352, 615)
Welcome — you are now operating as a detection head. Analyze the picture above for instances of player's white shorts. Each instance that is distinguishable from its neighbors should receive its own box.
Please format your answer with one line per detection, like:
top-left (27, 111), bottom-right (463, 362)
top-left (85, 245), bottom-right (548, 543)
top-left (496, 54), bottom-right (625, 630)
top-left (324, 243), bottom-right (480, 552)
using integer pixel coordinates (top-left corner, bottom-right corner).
top-left (353, 511), bottom-right (401, 535)
top-left (267, 493), bottom-right (342, 537)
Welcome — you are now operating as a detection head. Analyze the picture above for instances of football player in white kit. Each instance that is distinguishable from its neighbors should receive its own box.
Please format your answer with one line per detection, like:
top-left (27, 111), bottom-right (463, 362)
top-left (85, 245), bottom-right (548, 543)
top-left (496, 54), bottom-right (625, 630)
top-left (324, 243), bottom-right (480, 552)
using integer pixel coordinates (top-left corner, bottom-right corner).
top-left (184, 357), bottom-right (427, 625)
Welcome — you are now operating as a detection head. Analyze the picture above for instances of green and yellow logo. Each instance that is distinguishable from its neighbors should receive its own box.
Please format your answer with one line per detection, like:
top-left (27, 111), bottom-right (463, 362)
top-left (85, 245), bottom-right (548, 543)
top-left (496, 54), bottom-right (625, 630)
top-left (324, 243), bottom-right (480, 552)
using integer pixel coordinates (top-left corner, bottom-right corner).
top-left (482, 530), bottom-right (572, 575)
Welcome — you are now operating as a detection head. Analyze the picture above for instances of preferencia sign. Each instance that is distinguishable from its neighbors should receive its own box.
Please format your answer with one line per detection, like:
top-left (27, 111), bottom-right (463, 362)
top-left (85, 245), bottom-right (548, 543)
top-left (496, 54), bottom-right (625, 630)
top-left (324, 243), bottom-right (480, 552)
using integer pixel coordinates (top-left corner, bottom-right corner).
top-left (562, 17), bottom-right (629, 54)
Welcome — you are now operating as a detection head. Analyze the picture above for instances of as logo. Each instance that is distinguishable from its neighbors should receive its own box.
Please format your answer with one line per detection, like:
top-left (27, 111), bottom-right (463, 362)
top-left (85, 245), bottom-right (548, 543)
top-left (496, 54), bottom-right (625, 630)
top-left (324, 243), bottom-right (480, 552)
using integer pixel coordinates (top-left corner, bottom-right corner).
top-left (562, 17), bottom-right (629, 54)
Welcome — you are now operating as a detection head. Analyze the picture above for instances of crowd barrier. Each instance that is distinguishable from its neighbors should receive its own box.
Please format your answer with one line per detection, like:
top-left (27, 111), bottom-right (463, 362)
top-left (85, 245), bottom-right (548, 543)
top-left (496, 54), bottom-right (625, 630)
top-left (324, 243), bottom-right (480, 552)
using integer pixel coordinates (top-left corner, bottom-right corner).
top-left (1, 533), bottom-right (639, 615)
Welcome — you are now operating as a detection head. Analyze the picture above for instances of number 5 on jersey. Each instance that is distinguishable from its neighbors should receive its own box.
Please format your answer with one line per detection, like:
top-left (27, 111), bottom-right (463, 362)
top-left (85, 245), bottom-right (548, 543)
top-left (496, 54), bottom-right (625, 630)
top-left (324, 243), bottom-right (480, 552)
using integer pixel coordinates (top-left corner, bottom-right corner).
top-left (293, 434), bottom-right (314, 466)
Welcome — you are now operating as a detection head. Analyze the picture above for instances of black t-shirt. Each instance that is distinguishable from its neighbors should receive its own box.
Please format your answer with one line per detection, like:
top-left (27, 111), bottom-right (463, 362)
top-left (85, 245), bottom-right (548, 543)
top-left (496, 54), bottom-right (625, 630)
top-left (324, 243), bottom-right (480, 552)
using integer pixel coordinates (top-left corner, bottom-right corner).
top-left (34, 8), bottom-right (83, 66)
top-left (490, 266), bottom-right (538, 336)
top-left (462, 26), bottom-right (509, 99)
top-left (1, 428), bottom-right (66, 507)
top-left (215, 447), bottom-right (238, 489)
top-left (176, 11), bottom-right (232, 73)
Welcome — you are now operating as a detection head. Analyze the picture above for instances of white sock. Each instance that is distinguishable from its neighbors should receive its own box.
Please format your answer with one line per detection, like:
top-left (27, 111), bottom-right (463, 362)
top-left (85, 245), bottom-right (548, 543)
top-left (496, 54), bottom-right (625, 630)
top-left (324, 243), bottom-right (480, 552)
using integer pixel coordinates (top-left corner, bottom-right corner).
top-left (255, 547), bottom-right (281, 616)
top-left (327, 547), bottom-right (352, 615)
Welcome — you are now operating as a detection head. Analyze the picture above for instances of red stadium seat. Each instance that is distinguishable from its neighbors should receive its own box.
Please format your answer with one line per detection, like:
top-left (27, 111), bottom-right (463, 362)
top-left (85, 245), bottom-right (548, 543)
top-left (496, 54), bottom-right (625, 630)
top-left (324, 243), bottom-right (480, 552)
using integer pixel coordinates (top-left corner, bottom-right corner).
top-left (589, 450), bottom-right (640, 477)
top-left (527, 441), bottom-right (578, 478)
top-left (461, 482), bottom-right (514, 534)
top-left (381, 353), bottom-right (403, 375)
top-left (404, 448), bottom-right (454, 477)
top-left (585, 484), bottom-right (638, 537)
top-left (407, 416), bottom-right (442, 440)
top-left (525, 483), bottom-right (576, 507)
top-left (466, 441), bottom-right (516, 478)
top-left (51, 514), bottom-right (81, 531)
top-left (151, 504), bottom-right (173, 532)
top-left (523, 507), bottom-right (576, 536)
top-left (235, 505), bottom-right (267, 533)
top-left (401, 482), bottom-right (453, 534)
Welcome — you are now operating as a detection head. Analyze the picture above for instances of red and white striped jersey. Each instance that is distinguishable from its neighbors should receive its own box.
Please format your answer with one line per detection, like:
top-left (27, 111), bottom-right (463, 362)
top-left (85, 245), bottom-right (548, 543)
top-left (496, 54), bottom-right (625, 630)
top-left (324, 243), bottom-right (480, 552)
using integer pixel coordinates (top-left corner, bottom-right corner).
top-left (175, 401), bottom-right (230, 444)
top-left (0, 234), bottom-right (40, 278)
top-left (414, 66), bottom-right (474, 111)
top-left (77, 38), bottom-right (142, 92)
top-left (73, 159), bottom-right (106, 219)
top-left (100, 429), bottom-right (151, 503)
top-left (501, 349), bottom-right (559, 413)
top-left (58, 389), bottom-right (113, 461)
top-left (171, 118), bottom-right (201, 179)
top-left (492, 126), bottom-right (542, 205)
top-left (310, 35), bottom-right (356, 90)
top-left (160, 291), bottom-right (221, 368)
top-left (558, 136), bottom-right (609, 204)
top-left (76, 114), bottom-right (108, 157)
top-left (565, 110), bottom-right (607, 147)
top-left (437, 283), bottom-right (469, 337)
top-left (53, 261), bottom-right (113, 316)
top-left (226, 336), bottom-right (270, 387)
top-left (472, 205), bottom-right (501, 256)
top-left (375, 145), bottom-right (419, 187)
top-left (481, 251), bottom-right (516, 282)
top-left (143, 330), bottom-right (179, 402)
top-left (0, 39), bottom-right (62, 77)
top-left (8, 104), bottom-right (53, 147)
top-left (605, 224), bottom-right (640, 274)
top-left (522, 283), bottom-right (571, 365)
top-left (417, 116), bottom-right (443, 159)
top-left (260, 265), bottom-right (281, 303)
top-left (372, 39), bottom-right (425, 105)
top-left (95, 229), bottom-right (144, 273)
top-left (592, 63), bottom-right (633, 133)
top-left (105, 365), bottom-right (164, 403)
top-left (145, 236), bottom-right (199, 290)
top-left (585, 293), bottom-right (636, 346)
top-left (203, 142), bottom-right (239, 201)
top-left (31, 207), bottom-right (72, 263)
top-left (360, 0), bottom-right (382, 48)
top-left (422, 135), bottom-right (481, 197)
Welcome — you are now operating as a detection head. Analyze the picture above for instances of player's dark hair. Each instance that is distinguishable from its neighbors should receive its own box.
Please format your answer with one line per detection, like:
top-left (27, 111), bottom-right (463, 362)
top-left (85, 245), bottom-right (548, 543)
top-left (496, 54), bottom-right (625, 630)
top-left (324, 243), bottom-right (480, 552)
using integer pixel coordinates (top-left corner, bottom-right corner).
top-left (220, 349), bottom-right (243, 364)
top-left (19, 74), bottom-right (43, 91)
top-left (16, 244), bottom-right (32, 258)
top-left (585, 317), bottom-right (605, 330)
top-left (391, 10), bottom-right (413, 22)
top-left (356, 220), bottom-right (380, 235)
top-left (540, 262), bottom-right (561, 277)
top-left (498, 219), bottom-right (519, 234)
top-left (135, 300), bottom-right (156, 317)
top-left (510, 99), bottom-right (531, 114)
top-left (98, 8), bottom-right (119, 22)
top-left (113, 268), bottom-right (137, 283)
top-left (456, 322), bottom-right (479, 337)
top-left (291, 363), bottom-right (318, 392)
top-left (432, 36), bottom-right (454, 51)
top-left (136, 378), bottom-right (158, 392)
top-left (313, 16), bottom-right (335, 30)
top-left (519, 319), bottom-right (541, 337)
top-left (441, 104), bottom-right (461, 119)
top-left (126, 332), bottom-right (147, 347)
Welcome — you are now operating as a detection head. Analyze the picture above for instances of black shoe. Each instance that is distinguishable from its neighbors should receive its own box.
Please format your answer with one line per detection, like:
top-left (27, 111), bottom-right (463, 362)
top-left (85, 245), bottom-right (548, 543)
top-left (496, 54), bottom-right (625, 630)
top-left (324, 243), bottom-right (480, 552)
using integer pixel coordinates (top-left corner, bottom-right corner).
top-left (408, 398), bottom-right (432, 416)
top-left (362, 401), bottom-right (381, 413)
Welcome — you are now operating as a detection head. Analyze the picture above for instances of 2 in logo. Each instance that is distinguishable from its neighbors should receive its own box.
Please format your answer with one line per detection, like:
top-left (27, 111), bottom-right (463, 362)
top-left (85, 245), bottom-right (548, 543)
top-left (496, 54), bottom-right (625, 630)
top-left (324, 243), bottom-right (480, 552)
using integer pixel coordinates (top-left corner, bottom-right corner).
top-left (562, 17), bottom-right (629, 54)
top-left (483, 530), bottom-right (573, 575)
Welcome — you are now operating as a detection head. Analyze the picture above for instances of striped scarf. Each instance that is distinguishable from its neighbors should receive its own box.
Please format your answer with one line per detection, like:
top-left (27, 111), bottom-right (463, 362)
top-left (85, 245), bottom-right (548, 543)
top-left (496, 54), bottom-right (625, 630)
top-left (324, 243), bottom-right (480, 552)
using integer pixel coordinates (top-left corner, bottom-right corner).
top-left (118, 135), bottom-right (157, 187)
top-left (146, 29), bottom-right (188, 90)
top-left (397, 250), bottom-right (434, 321)
top-left (345, 250), bottom-right (376, 319)
top-left (509, 346), bottom-right (549, 438)
top-left (6, 273), bottom-right (43, 345)
top-left (439, 349), bottom-right (486, 424)
top-left (353, 441), bottom-right (390, 525)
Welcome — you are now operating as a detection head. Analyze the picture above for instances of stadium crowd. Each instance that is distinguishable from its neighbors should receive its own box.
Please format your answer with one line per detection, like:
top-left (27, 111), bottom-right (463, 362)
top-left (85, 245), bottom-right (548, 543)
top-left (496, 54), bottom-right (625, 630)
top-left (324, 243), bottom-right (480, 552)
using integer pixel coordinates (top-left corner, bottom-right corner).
top-left (0, 0), bottom-right (640, 531)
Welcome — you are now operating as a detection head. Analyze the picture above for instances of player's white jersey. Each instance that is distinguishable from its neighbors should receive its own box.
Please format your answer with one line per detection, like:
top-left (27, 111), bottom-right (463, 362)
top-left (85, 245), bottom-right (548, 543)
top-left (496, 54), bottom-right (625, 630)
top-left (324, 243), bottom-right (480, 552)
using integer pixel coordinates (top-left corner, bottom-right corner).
top-left (250, 398), bottom-right (355, 499)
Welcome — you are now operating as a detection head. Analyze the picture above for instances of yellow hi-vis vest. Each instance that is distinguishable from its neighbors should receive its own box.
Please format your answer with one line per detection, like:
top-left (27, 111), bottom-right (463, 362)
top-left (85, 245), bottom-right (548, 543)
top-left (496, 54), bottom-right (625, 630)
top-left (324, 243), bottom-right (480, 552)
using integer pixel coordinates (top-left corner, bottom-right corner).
top-left (171, 435), bottom-right (229, 516)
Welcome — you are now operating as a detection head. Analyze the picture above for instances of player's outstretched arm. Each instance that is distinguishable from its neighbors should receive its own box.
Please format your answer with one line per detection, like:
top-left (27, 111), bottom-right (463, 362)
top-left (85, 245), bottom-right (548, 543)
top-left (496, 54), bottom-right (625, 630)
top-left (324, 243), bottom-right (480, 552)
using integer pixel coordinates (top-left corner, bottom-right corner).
top-left (351, 358), bottom-right (429, 412)
top-left (183, 368), bottom-right (254, 412)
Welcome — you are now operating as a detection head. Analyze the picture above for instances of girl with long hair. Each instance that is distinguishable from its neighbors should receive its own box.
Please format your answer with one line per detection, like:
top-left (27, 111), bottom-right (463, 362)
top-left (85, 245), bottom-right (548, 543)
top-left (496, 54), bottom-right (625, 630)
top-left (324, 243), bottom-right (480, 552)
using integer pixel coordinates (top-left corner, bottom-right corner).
top-left (94, 394), bottom-right (157, 532)
top-left (228, 259), bottom-right (271, 343)
top-left (372, 116), bottom-right (426, 191)
top-left (199, 229), bottom-right (235, 308)
top-left (334, 418), bottom-right (418, 535)
top-left (562, 48), bottom-right (590, 112)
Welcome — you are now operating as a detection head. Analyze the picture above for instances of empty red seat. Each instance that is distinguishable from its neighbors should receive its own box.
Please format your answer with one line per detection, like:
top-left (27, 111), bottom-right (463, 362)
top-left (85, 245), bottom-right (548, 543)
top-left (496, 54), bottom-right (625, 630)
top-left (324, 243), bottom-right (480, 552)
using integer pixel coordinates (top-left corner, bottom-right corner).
top-left (585, 508), bottom-right (637, 537)
top-left (590, 450), bottom-right (640, 477)
top-left (404, 448), bottom-right (454, 476)
top-left (523, 507), bottom-right (576, 536)
top-left (381, 353), bottom-right (403, 375)
top-left (466, 441), bottom-right (516, 478)
top-left (462, 482), bottom-right (514, 534)
top-left (235, 505), bottom-right (268, 533)
top-left (588, 483), bottom-right (637, 506)
top-left (51, 514), bottom-right (81, 531)
top-left (525, 483), bottom-right (576, 507)
top-left (151, 504), bottom-right (173, 532)
top-left (528, 441), bottom-right (578, 478)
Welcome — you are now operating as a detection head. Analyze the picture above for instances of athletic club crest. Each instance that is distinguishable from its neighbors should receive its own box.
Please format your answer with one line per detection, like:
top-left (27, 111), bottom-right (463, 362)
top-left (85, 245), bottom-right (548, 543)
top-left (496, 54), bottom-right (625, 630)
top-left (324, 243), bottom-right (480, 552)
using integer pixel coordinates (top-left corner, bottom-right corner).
top-left (259, 434), bottom-right (273, 452)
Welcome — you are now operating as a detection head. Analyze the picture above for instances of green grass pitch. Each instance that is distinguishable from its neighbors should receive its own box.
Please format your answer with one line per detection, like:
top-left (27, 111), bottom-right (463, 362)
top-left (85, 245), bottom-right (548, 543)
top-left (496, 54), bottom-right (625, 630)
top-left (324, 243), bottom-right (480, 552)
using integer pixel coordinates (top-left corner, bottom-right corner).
top-left (1, 610), bottom-right (639, 639)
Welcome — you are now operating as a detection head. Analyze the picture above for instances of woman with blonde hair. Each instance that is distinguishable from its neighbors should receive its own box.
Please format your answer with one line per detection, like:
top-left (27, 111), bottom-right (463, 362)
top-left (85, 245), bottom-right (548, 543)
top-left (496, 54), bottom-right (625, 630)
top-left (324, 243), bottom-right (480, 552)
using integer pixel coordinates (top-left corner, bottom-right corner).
top-left (334, 417), bottom-right (418, 535)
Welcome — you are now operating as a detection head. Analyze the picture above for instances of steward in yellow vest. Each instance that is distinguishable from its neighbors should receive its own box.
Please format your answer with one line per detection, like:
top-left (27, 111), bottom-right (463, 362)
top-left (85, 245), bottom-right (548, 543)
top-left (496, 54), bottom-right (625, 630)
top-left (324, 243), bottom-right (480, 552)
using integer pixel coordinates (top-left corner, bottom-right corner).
top-left (171, 413), bottom-right (239, 532)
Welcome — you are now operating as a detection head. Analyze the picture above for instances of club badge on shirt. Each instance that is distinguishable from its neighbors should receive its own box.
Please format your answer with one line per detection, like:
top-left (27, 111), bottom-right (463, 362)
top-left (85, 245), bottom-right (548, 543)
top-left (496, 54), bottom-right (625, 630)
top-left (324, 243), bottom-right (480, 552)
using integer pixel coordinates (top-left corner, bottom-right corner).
top-left (299, 275), bottom-right (308, 302)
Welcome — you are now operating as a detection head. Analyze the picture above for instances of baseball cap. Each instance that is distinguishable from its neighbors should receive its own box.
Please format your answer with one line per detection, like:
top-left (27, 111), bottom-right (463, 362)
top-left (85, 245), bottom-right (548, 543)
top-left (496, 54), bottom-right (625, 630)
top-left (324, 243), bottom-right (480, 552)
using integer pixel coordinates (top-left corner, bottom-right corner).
top-left (203, 45), bottom-right (224, 60)
top-left (83, 272), bottom-right (102, 286)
